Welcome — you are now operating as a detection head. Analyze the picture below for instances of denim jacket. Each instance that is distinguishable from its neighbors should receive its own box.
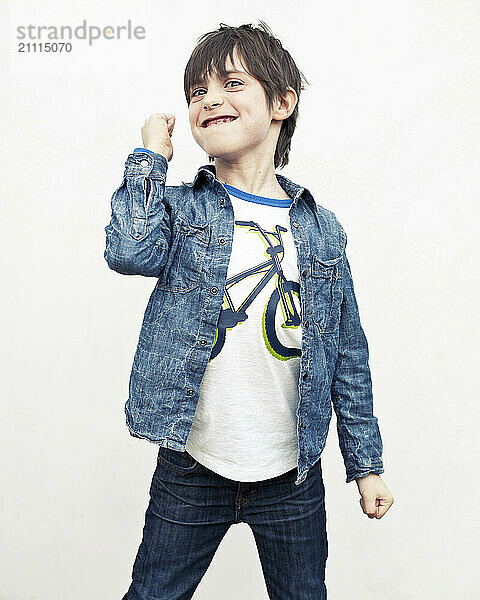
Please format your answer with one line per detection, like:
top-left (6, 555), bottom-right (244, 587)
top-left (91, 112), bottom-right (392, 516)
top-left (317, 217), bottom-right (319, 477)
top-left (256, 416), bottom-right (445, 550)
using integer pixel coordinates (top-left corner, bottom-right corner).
top-left (104, 149), bottom-right (385, 486)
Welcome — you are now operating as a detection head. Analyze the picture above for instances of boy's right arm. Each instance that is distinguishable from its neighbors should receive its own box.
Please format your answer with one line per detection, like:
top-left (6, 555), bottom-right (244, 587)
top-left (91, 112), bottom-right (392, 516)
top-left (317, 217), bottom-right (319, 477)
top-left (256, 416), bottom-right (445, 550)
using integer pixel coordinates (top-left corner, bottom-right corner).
top-left (104, 113), bottom-right (175, 277)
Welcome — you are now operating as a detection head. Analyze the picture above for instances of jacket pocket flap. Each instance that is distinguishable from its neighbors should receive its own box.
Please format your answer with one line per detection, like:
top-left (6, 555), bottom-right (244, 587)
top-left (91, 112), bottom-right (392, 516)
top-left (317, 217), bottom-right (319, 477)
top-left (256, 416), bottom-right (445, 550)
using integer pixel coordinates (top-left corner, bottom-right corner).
top-left (312, 252), bottom-right (343, 277)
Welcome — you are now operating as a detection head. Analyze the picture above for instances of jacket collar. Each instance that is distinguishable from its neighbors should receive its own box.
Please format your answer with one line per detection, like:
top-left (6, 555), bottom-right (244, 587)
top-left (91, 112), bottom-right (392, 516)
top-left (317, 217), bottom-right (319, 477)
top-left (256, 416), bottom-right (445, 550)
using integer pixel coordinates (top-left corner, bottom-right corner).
top-left (182, 163), bottom-right (317, 212)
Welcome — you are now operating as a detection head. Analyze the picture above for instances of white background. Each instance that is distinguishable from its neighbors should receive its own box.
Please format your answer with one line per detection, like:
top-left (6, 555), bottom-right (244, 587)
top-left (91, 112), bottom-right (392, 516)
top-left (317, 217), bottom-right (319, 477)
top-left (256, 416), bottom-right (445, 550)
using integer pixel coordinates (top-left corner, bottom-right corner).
top-left (2, 1), bottom-right (478, 598)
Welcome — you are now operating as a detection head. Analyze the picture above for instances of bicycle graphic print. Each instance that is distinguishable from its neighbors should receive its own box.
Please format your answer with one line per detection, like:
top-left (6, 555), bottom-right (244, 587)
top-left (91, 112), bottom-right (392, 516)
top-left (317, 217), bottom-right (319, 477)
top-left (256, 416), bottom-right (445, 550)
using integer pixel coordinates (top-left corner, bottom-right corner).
top-left (209, 219), bottom-right (302, 361)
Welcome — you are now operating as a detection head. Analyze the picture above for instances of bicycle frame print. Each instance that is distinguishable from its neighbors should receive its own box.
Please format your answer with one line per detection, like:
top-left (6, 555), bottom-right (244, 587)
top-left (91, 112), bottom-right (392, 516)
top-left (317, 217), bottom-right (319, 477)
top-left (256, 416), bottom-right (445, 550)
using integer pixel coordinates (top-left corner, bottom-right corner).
top-left (210, 220), bottom-right (301, 361)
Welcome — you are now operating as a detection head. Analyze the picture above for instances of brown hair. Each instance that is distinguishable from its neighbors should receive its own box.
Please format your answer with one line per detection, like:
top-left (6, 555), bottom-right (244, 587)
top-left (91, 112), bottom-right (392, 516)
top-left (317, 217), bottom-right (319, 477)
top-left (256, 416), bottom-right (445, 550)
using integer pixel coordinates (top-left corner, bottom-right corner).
top-left (184, 21), bottom-right (309, 169)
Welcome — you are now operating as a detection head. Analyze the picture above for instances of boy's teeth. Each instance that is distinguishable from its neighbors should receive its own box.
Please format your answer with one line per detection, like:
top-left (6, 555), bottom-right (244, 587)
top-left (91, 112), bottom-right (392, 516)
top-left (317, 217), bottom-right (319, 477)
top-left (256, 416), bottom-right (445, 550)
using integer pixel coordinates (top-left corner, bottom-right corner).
top-left (208, 117), bottom-right (235, 126)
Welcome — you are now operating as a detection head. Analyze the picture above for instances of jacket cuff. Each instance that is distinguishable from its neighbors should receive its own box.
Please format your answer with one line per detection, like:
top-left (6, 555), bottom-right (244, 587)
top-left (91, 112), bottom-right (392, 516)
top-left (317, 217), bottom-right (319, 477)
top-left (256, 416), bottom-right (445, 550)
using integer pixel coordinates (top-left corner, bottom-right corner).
top-left (346, 462), bottom-right (384, 483)
top-left (124, 150), bottom-right (167, 180)
top-left (133, 147), bottom-right (154, 155)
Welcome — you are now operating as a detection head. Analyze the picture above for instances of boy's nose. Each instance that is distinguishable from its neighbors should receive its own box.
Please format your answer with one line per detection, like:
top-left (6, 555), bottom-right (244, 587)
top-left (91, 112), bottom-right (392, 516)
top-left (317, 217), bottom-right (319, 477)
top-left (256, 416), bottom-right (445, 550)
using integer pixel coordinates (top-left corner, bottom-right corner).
top-left (203, 98), bottom-right (223, 110)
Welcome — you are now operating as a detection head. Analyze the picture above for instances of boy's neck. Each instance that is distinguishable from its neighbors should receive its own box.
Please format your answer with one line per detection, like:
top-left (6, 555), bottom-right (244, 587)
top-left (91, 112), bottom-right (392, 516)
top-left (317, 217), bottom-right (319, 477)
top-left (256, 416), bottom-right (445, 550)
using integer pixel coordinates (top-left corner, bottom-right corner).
top-left (213, 159), bottom-right (291, 201)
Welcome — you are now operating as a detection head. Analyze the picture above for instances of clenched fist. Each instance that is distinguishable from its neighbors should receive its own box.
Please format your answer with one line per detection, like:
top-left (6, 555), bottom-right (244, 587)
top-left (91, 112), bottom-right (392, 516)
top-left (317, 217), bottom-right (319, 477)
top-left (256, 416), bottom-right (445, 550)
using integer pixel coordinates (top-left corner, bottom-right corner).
top-left (141, 113), bottom-right (176, 162)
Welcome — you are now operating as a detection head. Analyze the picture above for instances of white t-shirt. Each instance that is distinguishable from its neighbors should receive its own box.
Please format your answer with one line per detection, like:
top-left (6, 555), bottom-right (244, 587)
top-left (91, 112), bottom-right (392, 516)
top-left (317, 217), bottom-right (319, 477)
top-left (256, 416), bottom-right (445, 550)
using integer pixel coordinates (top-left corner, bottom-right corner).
top-left (186, 184), bottom-right (302, 481)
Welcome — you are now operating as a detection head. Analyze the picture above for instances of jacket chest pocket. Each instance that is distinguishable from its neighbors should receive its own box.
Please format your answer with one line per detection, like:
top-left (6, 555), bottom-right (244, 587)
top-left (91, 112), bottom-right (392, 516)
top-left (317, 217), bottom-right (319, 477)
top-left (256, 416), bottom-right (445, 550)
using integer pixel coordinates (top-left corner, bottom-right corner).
top-left (157, 215), bottom-right (210, 292)
top-left (311, 254), bottom-right (343, 333)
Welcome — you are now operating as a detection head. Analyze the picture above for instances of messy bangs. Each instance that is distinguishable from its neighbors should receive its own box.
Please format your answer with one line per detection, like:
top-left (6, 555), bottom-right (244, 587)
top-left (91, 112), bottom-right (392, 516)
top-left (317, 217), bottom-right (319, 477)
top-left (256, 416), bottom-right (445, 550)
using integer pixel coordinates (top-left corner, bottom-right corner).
top-left (184, 42), bottom-right (258, 105)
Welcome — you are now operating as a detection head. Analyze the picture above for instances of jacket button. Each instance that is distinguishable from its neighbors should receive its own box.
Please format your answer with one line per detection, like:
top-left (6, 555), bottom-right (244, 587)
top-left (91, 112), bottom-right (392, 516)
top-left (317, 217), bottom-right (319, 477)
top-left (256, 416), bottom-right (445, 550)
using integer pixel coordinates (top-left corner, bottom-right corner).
top-left (211, 286), bottom-right (219, 294)
top-left (302, 372), bottom-right (308, 380)
top-left (199, 339), bottom-right (207, 345)
top-left (301, 269), bottom-right (307, 277)
top-left (186, 389), bottom-right (194, 396)
top-left (220, 198), bottom-right (225, 206)
top-left (219, 238), bottom-right (226, 244)
top-left (299, 421), bottom-right (305, 429)
top-left (304, 320), bottom-right (309, 329)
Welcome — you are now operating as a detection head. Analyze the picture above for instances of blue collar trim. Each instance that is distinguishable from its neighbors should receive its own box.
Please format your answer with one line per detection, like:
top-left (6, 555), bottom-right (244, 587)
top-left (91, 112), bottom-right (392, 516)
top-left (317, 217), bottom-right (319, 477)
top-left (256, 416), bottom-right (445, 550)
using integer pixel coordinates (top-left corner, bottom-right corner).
top-left (223, 183), bottom-right (293, 208)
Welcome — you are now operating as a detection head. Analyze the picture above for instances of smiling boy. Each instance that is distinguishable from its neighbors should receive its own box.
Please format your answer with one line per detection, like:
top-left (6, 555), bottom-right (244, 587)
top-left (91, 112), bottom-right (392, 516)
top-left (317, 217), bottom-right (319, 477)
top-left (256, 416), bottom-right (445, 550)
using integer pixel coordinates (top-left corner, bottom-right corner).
top-left (106, 21), bottom-right (394, 600)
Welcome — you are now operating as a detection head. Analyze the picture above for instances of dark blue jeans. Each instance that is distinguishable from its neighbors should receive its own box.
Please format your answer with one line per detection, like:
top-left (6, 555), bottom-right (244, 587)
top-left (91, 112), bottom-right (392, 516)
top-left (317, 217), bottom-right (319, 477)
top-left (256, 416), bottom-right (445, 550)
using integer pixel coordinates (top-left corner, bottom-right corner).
top-left (122, 446), bottom-right (328, 599)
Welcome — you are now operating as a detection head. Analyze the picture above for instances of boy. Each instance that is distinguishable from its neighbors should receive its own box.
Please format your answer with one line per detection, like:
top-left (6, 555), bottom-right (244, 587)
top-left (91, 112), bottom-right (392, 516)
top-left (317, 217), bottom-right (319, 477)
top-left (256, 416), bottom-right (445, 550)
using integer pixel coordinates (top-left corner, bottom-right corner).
top-left (105, 21), bottom-right (394, 600)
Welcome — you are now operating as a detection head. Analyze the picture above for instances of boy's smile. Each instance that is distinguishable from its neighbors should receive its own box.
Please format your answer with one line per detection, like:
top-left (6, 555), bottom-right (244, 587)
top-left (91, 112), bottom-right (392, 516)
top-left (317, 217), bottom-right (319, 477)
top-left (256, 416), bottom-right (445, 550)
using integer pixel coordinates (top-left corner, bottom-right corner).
top-left (202, 115), bottom-right (238, 127)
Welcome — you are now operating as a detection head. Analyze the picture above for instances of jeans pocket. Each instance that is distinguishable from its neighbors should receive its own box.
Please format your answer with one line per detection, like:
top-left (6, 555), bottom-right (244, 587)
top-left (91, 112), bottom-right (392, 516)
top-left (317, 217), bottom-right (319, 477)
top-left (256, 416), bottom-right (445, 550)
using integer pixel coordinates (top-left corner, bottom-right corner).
top-left (157, 446), bottom-right (200, 475)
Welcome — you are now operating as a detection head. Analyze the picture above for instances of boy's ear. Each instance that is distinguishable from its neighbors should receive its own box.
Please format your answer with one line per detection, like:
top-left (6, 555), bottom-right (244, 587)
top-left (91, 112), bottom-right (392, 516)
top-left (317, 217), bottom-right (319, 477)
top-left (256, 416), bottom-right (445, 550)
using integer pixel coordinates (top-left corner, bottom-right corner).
top-left (272, 86), bottom-right (298, 122)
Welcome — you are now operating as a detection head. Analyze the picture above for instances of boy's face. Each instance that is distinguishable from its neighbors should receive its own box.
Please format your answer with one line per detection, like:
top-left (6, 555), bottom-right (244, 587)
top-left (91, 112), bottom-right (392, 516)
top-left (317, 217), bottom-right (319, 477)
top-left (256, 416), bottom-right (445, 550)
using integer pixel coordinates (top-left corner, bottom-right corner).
top-left (188, 48), bottom-right (278, 163)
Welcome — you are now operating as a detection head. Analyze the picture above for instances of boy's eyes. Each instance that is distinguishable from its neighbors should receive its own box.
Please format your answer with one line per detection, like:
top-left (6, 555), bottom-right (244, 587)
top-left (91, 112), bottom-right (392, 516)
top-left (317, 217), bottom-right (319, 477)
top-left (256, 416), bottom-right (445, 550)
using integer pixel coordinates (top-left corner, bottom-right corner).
top-left (191, 80), bottom-right (243, 98)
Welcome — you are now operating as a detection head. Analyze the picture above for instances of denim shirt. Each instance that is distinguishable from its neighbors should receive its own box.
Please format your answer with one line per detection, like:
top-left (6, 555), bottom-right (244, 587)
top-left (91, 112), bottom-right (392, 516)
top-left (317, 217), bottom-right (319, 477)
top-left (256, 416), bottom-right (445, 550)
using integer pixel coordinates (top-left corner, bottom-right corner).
top-left (104, 148), bottom-right (385, 486)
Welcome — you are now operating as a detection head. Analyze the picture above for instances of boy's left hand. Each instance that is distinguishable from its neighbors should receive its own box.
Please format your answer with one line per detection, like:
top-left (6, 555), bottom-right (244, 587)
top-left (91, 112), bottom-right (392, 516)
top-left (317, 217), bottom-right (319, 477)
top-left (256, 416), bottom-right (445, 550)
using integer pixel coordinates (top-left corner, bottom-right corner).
top-left (355, 473), bottom-right (394, 519)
